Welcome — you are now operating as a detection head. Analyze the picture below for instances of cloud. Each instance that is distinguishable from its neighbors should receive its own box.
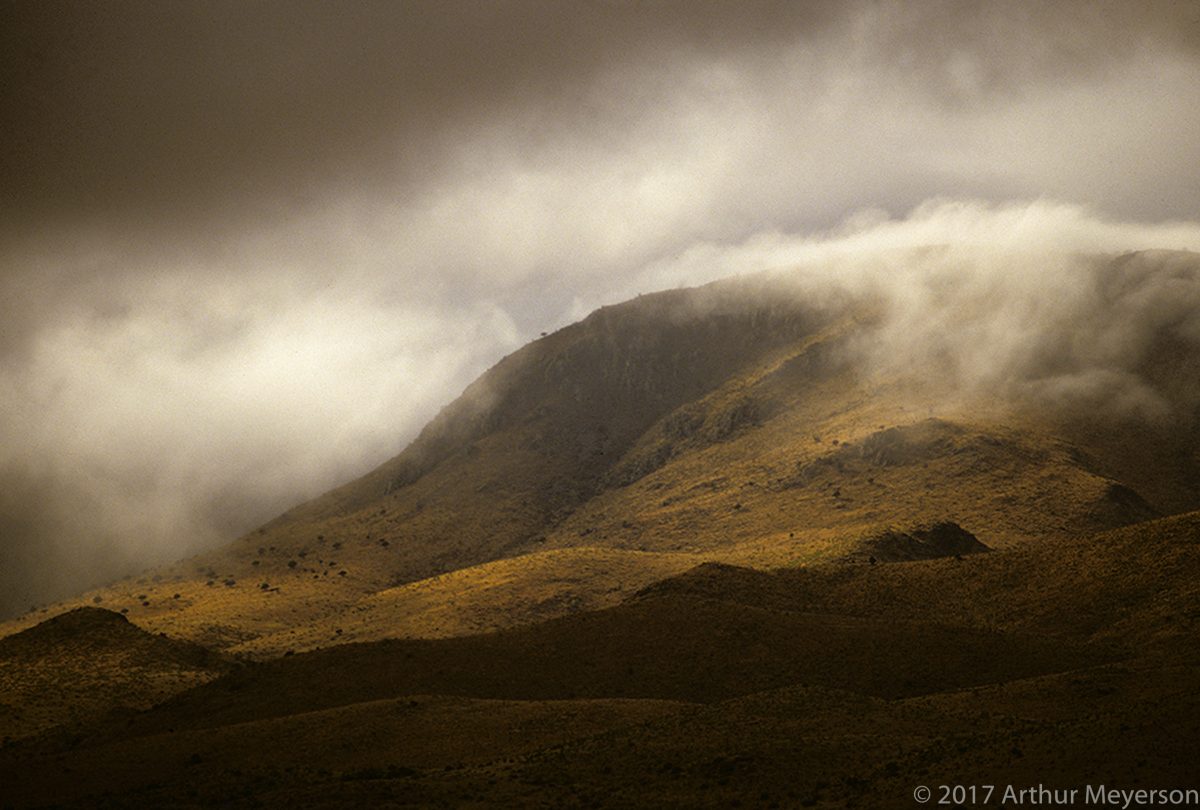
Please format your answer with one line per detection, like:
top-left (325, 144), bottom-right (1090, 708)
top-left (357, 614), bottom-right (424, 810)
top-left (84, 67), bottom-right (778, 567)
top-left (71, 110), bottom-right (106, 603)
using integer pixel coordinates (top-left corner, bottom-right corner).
top-left (1, 2), bottom-right (1199, 615)
top-left (0, 259), bottom-right (523, 614)
top-left (0, 0), bottom-right (848, 233)
top-left (642, 199), bottom-right (1200, 422)
top-left (3, 0), bottom-right (1198, 236)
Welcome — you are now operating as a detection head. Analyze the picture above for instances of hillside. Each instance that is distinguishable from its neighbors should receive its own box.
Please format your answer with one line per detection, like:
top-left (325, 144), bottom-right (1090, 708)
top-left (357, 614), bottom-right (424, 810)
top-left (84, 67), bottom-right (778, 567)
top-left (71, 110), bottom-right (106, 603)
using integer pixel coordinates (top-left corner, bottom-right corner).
top-left (0, 607), bottom-right (232, 742)
top-left (6, 252), bottom-right (1198, 660)
top-left (1, 510), bottom-right (1197, 807)
top-left (2, 250), bottom-right (1200, 807)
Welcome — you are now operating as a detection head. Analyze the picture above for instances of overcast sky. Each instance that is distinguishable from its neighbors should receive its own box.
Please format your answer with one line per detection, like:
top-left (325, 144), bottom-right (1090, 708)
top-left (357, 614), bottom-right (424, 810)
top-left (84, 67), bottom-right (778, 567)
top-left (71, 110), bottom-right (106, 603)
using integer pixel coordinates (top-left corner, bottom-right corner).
top-left (2, 0), bottom-right (1200, 616)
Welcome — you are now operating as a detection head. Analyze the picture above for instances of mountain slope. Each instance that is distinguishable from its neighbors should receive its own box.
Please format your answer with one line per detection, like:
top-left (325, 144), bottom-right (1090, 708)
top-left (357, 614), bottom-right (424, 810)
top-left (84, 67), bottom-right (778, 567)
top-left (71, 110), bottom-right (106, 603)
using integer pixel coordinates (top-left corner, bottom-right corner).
top-left (4, 253), bottom-right (1200, 658)
top-left (4, 250), bottom-right (1200, 806)
top-left (3, 509), bottom-right (1198, 807)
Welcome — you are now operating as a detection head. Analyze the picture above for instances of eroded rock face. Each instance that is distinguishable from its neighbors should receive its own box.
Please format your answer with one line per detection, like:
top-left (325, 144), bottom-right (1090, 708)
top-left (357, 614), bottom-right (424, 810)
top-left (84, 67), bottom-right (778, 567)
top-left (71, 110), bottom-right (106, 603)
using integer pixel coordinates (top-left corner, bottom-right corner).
top-left (847, 521), bottom-right (990, 564)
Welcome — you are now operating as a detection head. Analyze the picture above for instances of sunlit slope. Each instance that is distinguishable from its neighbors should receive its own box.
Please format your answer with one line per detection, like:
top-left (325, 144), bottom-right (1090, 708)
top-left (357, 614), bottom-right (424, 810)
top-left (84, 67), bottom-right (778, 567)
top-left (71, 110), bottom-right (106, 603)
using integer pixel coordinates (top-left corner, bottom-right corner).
top-left (228, 524), bottom-right (986, 659)
top-left (3, 507), bottom-right (1198, 806)
top-left (4, 253), bottom-right (1199, 653)
top-left (229, 546), bottom-right (702, 657)
top-left (643, 509), bottom-right (1200, 653)
top-left (101, 513), bottom-right (1200, 733)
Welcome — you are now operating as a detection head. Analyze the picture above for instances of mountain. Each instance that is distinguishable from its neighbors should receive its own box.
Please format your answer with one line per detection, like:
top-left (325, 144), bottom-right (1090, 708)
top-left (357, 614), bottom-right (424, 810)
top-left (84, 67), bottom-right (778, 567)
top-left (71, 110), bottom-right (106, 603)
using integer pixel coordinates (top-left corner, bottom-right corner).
top-left (8, 253), bottom-right (1198, 656)
top-left (2, 249), bottom-right (1200, 807)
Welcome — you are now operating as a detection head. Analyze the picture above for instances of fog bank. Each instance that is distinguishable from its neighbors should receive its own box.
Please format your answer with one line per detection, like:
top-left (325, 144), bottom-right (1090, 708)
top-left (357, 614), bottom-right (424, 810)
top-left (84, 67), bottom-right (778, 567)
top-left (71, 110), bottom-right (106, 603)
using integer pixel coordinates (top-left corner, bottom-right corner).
top-left (2, 1), bottom-right (1198, 615)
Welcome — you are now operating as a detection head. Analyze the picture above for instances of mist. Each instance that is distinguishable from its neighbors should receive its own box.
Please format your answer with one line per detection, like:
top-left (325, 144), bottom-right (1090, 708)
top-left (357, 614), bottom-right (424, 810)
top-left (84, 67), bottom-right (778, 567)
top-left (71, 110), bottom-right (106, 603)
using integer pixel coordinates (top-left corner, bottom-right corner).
top-left (2, 1), bottom-right (1199, 616)
top-left (648, 199), bottom-right (1200, 421)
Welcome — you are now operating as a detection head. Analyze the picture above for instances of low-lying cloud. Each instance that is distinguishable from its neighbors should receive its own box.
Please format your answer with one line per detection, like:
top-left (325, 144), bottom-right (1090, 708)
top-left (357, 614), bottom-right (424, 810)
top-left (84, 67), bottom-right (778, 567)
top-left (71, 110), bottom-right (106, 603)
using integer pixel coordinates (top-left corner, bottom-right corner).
top-left (5, 199), bottom-right (1200, 617)
top-left (0, 263), bottom-right (523, 614)
top-left (2, 1), bottom-right (1199, 616)
top-left (643, 199), bottom-right (1200, 424)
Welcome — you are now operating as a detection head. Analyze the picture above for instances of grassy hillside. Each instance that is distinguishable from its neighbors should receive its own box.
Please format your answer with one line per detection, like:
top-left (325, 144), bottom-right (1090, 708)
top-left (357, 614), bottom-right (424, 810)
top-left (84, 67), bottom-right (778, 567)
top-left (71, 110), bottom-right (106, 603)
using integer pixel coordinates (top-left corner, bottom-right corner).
top-left (643, 509), bottom-right (1200, 652)
top-left (0, 607), bottom-right (232, 742)
top-left (2, 510), bottom-right (1197, 807)
top-left (3, 251), bottom-right (1200, 807)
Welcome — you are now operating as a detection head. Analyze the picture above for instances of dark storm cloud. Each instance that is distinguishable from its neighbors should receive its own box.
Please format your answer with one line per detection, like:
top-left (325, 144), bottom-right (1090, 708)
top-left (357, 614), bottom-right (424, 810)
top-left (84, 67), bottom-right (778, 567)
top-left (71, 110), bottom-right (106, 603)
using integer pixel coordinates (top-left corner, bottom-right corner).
top-left (4, 0), bottom-right (1197, 232)
top-left (0, 0), bottom-right (845, 232)
top-left (862, 0), bottom-right (1200, 103)
top-left (2, 1), bottom-right (1200, 617)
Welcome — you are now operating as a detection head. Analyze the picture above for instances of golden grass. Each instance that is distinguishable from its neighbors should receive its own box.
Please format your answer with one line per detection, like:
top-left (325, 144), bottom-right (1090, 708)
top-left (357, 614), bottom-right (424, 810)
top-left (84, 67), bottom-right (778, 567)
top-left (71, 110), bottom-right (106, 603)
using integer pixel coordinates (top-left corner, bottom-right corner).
top-left (0, 608), bottom-right (230, 741)
top-left (231, 546), bottom-right (704, 657)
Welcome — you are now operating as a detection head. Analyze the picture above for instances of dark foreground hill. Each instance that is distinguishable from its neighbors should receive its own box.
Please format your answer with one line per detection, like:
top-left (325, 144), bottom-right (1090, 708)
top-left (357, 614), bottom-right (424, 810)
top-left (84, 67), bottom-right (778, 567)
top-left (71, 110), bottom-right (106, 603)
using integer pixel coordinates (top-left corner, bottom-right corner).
top-left (0, 607), bottom-right (232, 743)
